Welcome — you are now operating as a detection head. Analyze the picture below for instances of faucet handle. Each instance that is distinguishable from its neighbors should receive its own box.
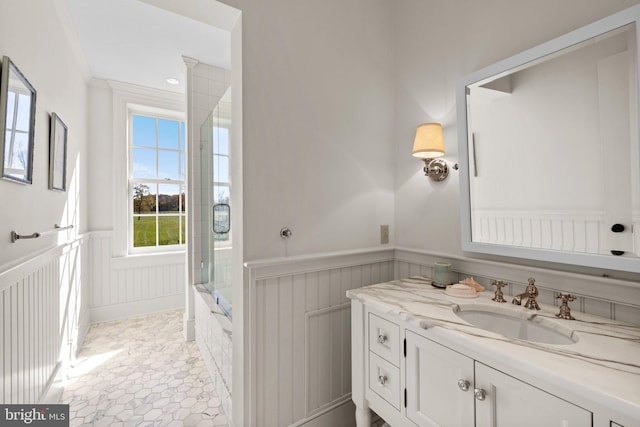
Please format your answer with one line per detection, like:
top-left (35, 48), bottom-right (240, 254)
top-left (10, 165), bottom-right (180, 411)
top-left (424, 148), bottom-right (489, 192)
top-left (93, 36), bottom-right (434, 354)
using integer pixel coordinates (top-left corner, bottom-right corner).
top-left (491, 280), bottom-right (507, 303)
top-left (555, 292), bottom-right (577, 320)
top-left (522, 277), bottom-right (540, 310)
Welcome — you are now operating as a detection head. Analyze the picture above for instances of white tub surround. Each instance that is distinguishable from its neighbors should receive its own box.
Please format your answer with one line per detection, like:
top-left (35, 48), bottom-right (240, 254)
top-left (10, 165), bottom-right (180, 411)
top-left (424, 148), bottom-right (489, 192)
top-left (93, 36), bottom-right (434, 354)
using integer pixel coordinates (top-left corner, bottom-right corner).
top-left (194, 284), bottom-right (233, 420)
top-left (349, 277), bottom-right (640, 426)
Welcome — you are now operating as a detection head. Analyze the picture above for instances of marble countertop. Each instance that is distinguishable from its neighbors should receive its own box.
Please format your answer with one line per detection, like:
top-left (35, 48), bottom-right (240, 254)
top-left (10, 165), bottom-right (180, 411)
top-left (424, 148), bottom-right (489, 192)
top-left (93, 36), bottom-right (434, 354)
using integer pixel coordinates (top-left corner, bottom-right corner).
top-left (347, 277), bottom-right (640, 421)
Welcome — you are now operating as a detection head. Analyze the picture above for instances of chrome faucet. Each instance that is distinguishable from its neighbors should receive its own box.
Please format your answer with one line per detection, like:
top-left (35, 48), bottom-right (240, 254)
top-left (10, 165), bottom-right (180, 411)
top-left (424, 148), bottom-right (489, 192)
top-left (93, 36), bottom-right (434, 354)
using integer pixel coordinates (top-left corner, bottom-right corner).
top-left (512, 277), bottom-right (540, 310)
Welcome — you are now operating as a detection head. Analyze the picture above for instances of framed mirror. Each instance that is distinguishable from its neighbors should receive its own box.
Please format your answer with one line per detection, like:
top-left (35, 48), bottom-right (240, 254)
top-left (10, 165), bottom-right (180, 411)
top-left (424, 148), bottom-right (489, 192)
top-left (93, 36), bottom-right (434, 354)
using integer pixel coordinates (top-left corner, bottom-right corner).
top-left (49, 113), bottom-right (68, 191)
top-left (457, 6), bottom-right (640, 273)
top-left (0, 56), bottom-right (37, 184)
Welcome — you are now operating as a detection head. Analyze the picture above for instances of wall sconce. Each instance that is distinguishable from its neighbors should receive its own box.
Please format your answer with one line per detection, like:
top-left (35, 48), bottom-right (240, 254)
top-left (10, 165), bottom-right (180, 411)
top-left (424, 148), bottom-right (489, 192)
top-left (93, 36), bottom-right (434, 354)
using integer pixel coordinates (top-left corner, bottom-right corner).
top-left (412, 123), bottom-right (457, 181)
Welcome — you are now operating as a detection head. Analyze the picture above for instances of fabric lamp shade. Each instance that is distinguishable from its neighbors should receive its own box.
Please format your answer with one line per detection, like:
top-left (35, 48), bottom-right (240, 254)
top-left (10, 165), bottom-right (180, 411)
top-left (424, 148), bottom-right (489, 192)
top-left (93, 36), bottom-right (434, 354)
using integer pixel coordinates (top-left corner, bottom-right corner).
top-left (412, 123), bottom-right (444, 159)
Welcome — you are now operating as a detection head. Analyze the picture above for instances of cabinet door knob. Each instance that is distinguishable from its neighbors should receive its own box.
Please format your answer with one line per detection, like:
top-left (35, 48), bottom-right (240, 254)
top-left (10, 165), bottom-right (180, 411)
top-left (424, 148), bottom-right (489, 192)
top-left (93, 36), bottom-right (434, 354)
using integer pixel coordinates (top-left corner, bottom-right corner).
top-left (377, 334), bottom-right (387, 344)
top-left (474, 388), bottom-right (486, 401)
top-left (378, 375), bottom-right (387, 385)
top-left (457, 379), bottom-right (470, 391)
top-left (611, 223), bottom-right (625, 233)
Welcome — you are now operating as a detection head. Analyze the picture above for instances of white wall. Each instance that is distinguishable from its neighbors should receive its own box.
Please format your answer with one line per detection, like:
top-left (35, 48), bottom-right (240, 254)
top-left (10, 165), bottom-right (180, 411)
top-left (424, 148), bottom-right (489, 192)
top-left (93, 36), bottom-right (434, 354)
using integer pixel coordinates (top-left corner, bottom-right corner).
top-left (0, 0), bottom-right (91, 404)
top-left (0, 0), bottom-right (90, 268)
top-left (86, 81), bottom-right (113, 231)
top-left (220, 0), bottom-right (395, 262)
top-left (393, 0), bottom-right (640, 274)
top-left (86, 80), bottom-right (187, 322)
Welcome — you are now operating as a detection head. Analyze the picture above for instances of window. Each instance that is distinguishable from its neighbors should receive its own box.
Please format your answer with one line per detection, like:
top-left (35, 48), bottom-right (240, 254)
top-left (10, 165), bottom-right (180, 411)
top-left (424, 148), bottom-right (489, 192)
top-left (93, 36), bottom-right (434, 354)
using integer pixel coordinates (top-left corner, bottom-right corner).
top-left (129, 113), bottom-right (186, 250)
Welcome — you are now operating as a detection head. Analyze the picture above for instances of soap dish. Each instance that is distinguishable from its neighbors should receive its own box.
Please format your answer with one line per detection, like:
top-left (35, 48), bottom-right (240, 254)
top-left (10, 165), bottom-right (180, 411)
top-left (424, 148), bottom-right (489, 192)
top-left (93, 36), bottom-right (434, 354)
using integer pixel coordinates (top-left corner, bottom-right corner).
top-left (445, 283), bottom-right (478, 298)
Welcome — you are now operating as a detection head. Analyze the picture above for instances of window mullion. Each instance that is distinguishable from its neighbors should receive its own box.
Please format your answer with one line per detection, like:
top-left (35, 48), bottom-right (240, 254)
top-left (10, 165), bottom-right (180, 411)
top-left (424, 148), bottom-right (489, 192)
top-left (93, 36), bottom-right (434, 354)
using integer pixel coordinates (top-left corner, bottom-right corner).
top-left (155, 119), bottom-right (160, 247)
top-left (130, 112), bottom-right (185, 251)
top-left (7, 95), bottom-right (19, 162)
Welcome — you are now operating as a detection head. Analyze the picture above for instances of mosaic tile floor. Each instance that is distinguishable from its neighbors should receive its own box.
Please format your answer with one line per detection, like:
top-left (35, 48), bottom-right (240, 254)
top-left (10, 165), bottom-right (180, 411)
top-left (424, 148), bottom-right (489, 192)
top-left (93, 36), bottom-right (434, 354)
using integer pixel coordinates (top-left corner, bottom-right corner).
top-left (62, 310), bottom-right (227, 427)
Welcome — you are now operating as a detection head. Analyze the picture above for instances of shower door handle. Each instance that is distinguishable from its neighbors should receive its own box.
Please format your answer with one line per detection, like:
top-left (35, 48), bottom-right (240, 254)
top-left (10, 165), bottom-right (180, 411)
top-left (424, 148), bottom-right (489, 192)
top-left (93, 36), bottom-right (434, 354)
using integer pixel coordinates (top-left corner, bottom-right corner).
top-left (213, 203), bottom-right (231, 234)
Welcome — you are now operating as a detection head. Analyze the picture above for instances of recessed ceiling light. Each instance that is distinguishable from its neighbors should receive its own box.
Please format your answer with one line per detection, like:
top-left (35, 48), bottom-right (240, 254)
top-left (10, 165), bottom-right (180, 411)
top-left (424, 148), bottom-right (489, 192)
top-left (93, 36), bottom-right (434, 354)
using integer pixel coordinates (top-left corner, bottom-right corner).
top-left (166, 78), bottom-right (180, 85)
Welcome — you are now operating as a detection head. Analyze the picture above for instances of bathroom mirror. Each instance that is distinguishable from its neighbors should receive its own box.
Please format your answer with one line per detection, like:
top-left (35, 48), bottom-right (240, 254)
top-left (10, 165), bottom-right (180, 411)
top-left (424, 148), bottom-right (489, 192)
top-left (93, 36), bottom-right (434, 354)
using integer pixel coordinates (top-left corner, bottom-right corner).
top-left (0, 56), bottom-right (37, 184)
top-left (457, 5), bottom-right (640, 273)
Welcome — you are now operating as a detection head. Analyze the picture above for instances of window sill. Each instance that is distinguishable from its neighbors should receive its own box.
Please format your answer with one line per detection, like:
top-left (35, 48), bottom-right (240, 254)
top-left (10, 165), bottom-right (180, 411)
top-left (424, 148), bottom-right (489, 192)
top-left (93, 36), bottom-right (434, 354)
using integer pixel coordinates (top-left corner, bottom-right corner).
top-left (112, 250), bottom-right (186, 269)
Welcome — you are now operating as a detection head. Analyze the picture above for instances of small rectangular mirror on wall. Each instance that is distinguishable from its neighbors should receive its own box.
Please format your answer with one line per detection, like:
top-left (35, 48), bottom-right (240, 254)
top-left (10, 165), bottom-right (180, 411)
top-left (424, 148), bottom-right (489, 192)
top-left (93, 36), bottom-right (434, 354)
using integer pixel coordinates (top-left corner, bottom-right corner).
top-left (0, 56), bottom-right (37, 184)
top-left (49, 112), bottom-right (68, 191)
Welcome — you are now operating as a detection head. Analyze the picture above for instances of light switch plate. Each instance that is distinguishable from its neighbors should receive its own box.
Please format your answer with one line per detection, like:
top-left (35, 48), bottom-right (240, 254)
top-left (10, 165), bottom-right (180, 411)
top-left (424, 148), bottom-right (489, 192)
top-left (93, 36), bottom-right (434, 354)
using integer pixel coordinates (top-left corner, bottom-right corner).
top-left (380, 225), bottom-right (389, 244)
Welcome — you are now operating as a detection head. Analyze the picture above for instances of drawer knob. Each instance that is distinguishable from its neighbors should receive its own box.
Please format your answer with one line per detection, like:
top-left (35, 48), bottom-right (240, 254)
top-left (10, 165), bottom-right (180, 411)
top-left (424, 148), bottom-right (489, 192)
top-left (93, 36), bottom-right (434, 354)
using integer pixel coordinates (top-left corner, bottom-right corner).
top-left (377, 334), bottom-right (387, 344)
top-left (474, 388), bottom-right (486, 401)
top-left (457, 379), bottom-right (470, 391)
top-left (378, 375), bottom-right (387, 385)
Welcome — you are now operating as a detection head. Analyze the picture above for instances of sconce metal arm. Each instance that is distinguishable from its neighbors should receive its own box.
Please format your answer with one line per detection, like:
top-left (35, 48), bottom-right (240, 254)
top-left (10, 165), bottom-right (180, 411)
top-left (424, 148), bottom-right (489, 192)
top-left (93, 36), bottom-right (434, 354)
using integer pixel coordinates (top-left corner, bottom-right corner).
top-left (423, 158), bottom-right (458, 181)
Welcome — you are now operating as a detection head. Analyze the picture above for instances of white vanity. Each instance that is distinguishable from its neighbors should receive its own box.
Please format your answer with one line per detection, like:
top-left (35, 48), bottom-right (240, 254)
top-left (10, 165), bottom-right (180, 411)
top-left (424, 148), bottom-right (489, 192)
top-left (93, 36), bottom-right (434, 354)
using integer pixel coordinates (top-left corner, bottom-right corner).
top-left (348, 277), bottom-right (640, 427)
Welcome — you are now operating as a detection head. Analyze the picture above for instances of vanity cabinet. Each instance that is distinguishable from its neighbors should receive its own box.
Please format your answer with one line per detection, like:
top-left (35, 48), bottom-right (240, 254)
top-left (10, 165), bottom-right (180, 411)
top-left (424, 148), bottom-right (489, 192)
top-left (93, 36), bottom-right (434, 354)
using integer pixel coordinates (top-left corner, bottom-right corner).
top-left (355, 306), bottom-right (594, 427)
top-left (405, 330), bottom-right (474, 426)
top-left (406, 330), bottom-right (591, 426)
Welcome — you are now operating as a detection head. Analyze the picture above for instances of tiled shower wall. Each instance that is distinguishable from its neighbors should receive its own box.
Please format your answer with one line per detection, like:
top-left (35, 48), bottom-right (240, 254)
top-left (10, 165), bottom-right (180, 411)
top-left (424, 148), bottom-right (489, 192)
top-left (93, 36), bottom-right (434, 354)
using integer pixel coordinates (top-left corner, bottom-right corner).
top-left (187, 62), bottom-right (231, 285)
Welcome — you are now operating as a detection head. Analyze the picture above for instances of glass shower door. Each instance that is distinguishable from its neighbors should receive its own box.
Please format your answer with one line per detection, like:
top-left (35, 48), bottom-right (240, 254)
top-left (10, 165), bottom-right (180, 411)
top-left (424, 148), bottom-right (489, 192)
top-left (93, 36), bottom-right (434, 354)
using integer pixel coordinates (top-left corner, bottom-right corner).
top-left (200, 88), bottom-right (232, 318)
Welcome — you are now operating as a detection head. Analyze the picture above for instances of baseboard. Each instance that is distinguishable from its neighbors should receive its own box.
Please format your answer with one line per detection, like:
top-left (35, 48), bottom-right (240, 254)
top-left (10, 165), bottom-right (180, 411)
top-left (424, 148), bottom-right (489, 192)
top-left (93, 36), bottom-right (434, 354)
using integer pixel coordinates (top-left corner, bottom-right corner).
top-left (183, 316), bottom-right (195, 341)
top-left (291, 398), bottom-right (356, 427)
top-left (39, 362), bottom-right (63, 404)
top-left (76, 308), bottom-right (91, 354)
top-left (89, 294), bottom-right (184, 323)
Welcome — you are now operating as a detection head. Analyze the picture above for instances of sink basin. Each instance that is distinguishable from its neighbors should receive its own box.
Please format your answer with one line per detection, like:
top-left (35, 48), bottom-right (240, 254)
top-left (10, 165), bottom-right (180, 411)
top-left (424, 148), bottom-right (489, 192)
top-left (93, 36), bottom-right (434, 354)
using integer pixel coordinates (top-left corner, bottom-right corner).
top-left (454, 305), bottom-right (578, 345)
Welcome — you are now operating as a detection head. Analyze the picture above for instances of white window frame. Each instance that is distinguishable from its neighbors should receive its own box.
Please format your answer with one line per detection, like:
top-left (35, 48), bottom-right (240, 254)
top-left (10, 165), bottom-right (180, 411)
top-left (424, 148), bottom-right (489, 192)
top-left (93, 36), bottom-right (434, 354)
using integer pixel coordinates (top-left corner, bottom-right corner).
top-left (109, 82), bottom-right (185, 258)
top-left (127, 106), bottom-right (186, 254)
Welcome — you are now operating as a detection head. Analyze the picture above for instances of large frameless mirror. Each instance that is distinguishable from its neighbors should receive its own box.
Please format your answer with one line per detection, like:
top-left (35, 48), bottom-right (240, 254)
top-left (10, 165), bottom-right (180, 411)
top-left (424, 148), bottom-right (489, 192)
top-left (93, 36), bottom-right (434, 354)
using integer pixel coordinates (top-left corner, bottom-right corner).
top-left (457, 6), bottom-right (640, 273)
top-left (0, 56), bottom-right (37, 184)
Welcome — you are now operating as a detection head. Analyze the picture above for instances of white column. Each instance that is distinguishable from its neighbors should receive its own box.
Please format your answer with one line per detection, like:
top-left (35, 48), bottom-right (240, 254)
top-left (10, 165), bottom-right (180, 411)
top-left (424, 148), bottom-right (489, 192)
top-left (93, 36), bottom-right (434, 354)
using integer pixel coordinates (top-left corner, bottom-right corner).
top-left (183, 55), bottom-right (199, 341)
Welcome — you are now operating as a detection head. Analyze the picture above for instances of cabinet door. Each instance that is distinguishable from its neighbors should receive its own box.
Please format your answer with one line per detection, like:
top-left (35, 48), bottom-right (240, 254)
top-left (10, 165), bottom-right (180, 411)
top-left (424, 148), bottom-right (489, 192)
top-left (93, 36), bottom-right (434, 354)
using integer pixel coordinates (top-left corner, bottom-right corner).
top-left (405, 330), bottom-right (475, 427)
top-left (475, 362), bottom-right (592, 427)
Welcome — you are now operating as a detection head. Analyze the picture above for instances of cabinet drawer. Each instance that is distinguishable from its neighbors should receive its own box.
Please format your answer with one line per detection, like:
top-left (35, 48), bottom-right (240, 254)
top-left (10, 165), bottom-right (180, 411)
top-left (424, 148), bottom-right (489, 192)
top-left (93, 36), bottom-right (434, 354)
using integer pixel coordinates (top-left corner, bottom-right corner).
top-left (369, 313), bottom-right (400, 365)
top-left (369, 352), bottom-right (401, 410)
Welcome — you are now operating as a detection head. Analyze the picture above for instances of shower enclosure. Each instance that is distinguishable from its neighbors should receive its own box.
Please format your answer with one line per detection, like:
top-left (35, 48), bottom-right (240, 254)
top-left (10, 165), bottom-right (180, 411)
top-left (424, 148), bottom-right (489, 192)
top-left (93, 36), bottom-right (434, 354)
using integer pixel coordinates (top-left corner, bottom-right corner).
top-left (200, 88), bottom-right (233, 318)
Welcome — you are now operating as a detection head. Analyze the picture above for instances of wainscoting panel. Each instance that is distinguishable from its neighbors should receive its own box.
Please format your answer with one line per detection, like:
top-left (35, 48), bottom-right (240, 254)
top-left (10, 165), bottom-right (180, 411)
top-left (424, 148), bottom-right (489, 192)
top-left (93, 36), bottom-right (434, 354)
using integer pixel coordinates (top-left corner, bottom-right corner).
top-left (305, 303), bottom-right (351, 415)
top-left (88, 231), bottom-right (185, 322)
top-left (0, 237), bottom-right (89, 404)
top-left (246, 249), bottom-right (395, 427)
top-left (241, 247), bottom-right (640, 426)
top-left (472, 210), bottom-right (603, 253)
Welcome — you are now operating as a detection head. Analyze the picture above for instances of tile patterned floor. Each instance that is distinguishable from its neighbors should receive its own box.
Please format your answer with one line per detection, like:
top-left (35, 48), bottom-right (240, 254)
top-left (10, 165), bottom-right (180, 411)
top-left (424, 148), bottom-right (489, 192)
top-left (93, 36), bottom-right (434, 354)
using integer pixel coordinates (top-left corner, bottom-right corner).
top-left (62, 310), bottom-right (226, 427)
